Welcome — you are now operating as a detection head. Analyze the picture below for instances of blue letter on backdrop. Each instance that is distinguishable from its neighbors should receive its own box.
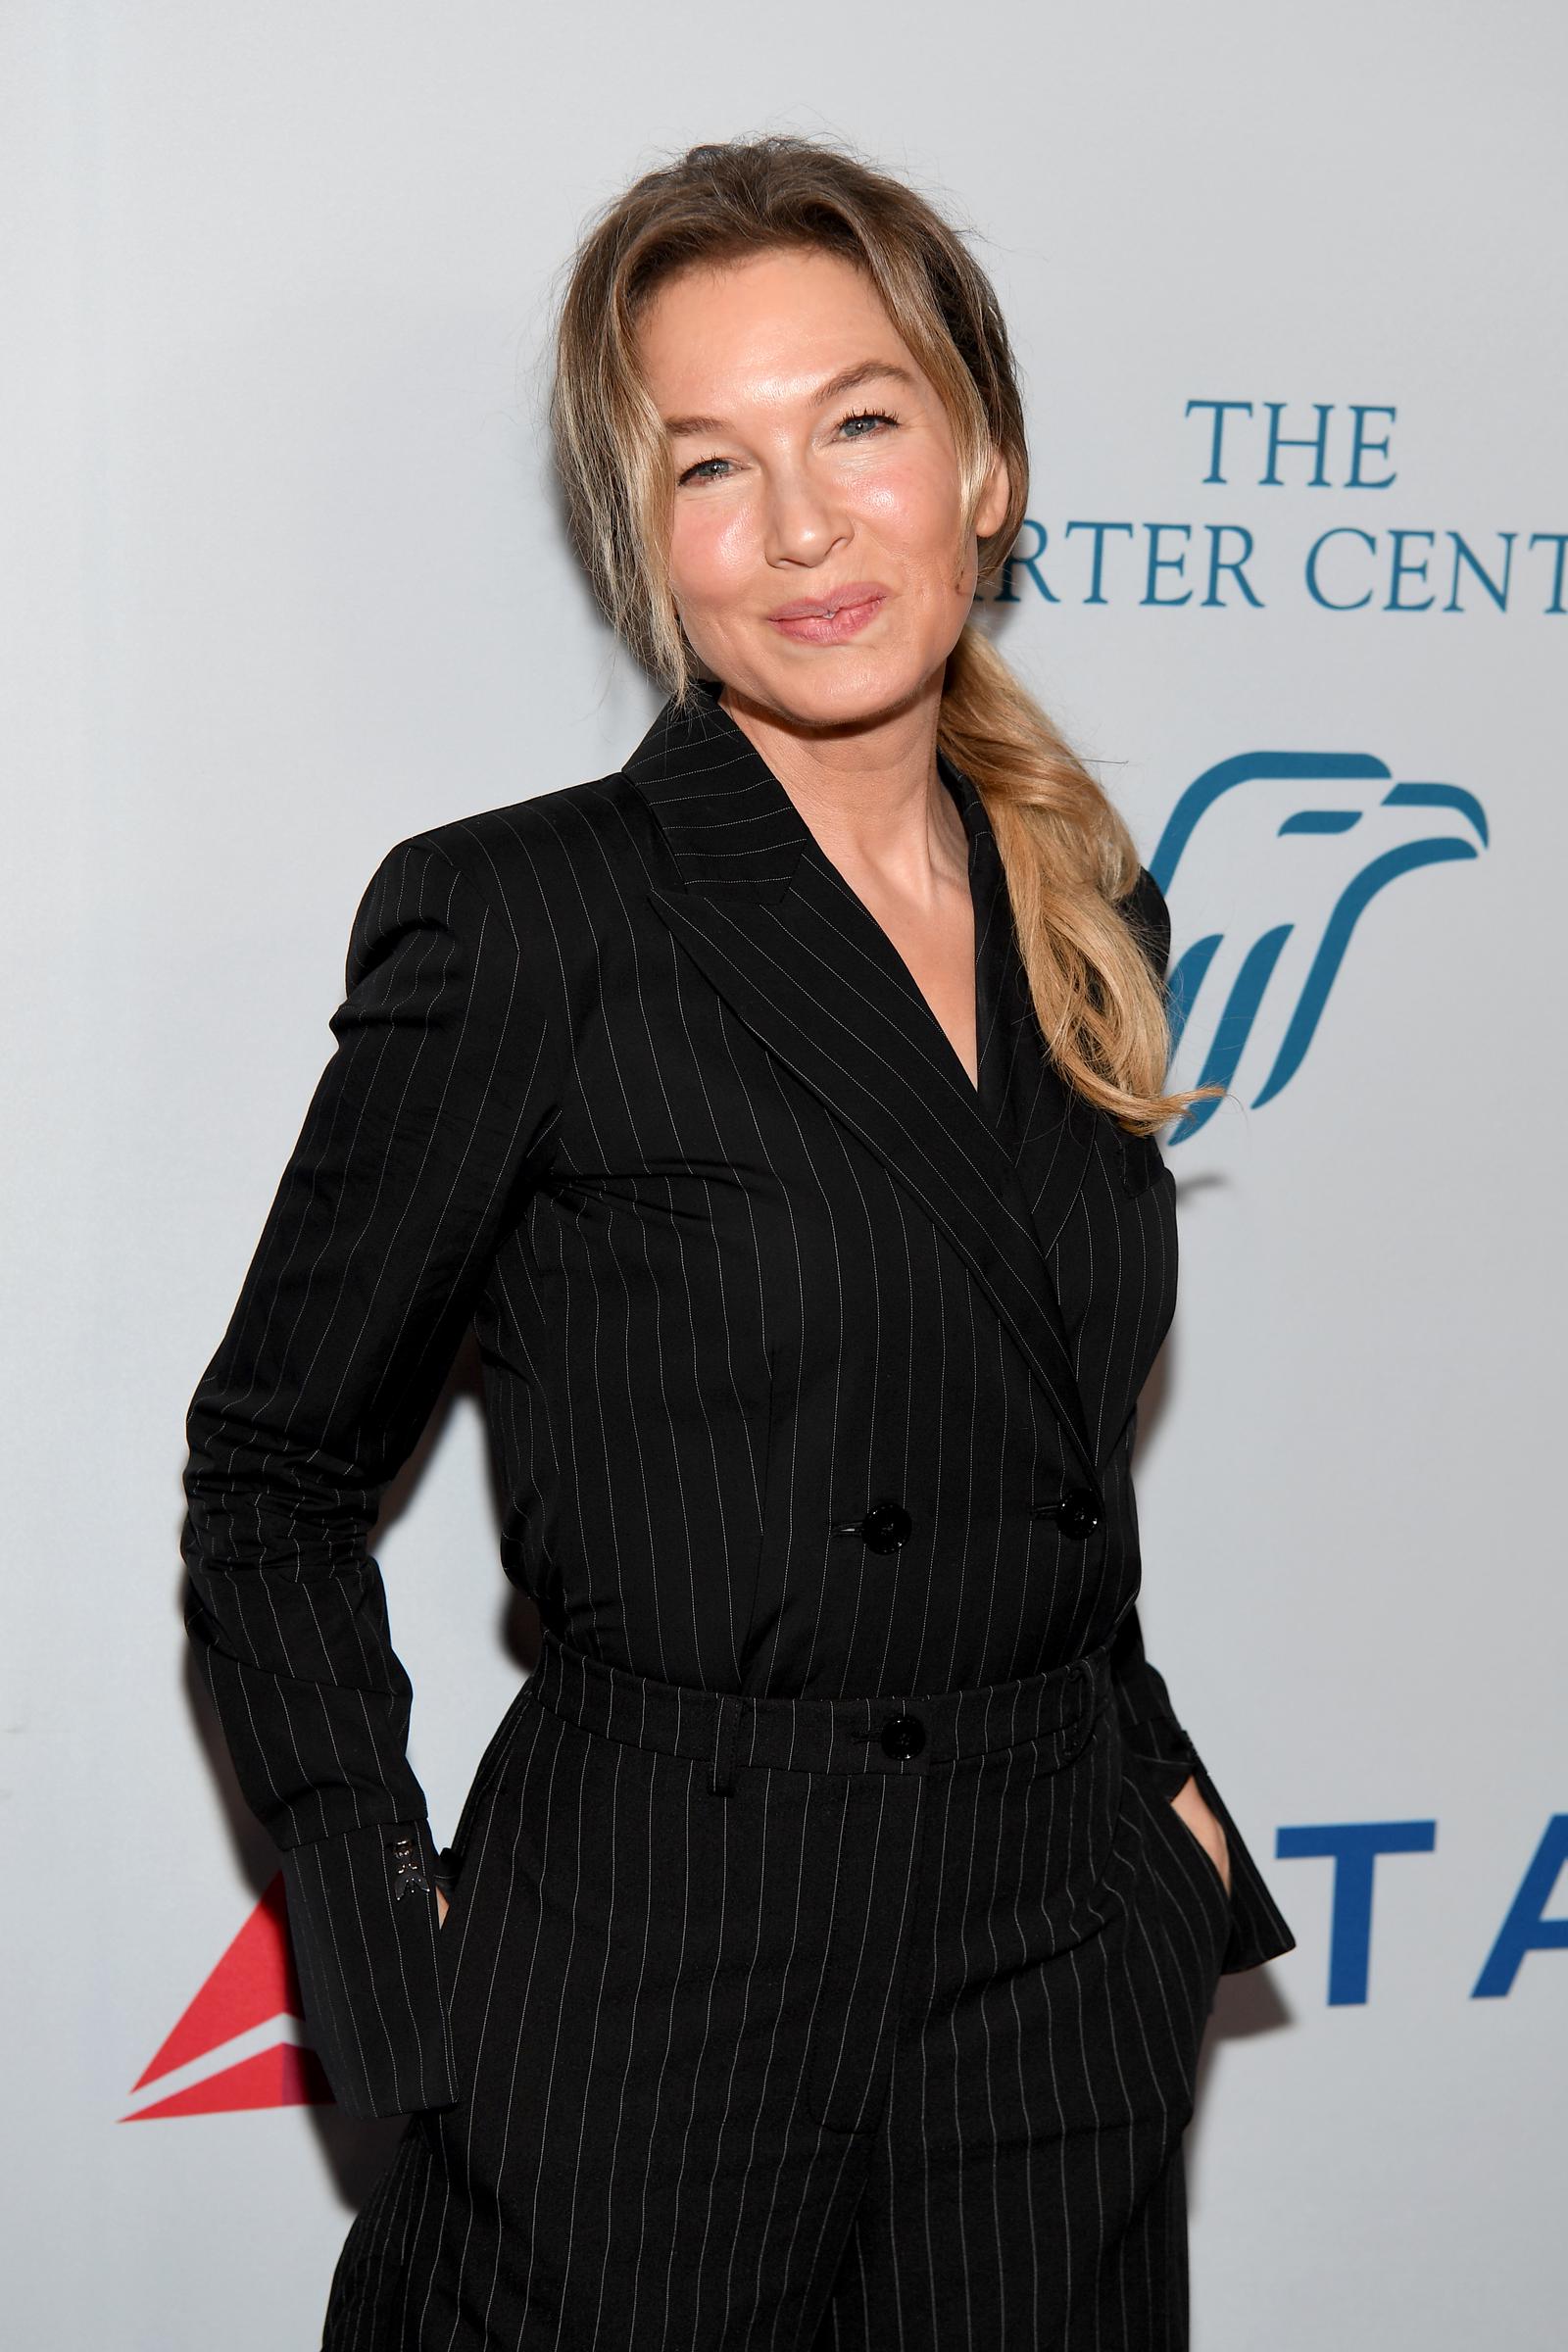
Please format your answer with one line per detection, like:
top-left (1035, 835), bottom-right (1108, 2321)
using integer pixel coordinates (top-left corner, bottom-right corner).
top-left (1276, 1822), bottom-right (1437, 2004)
top-left (1472, 1815), bottom-right (1568, 1997)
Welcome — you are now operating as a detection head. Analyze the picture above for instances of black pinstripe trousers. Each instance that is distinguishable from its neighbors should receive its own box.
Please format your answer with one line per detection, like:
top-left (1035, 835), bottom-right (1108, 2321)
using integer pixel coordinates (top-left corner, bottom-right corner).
top-left (321, 1631), bottom-right (1228, 2350)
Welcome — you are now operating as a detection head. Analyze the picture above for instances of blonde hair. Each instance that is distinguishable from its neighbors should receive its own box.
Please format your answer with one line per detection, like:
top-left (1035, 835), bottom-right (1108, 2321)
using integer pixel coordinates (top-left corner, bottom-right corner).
top-left (550, 133), bottom-right (1209, 1133)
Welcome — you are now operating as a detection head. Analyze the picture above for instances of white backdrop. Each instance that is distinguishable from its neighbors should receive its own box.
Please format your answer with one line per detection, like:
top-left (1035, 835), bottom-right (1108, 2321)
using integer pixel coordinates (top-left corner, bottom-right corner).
top-left (7, 4), bottom-right (1564, 2344)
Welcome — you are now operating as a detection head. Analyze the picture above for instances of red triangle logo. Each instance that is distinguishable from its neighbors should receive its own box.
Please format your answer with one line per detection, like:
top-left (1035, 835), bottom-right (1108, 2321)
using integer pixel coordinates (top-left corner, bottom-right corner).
top-left (125, 1871), bottom-right (333, 2118)
top-left (125, 2041), bottom-right (332, 2121)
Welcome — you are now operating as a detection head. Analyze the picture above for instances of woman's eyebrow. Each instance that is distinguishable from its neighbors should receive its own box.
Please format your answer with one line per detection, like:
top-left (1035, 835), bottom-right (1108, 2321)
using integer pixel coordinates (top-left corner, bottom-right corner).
top-left (661, 359), bottom-right (918, 440)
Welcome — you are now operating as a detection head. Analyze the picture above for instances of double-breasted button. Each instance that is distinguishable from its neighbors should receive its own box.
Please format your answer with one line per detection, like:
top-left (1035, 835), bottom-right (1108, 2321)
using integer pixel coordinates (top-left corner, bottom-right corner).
top-left (851, 1500), bottom-right (912, 1554)
top-left (1057, 1487), bottom-right (1103, 1539)
top-left (879, 1712), bottom-right (926, 1760)
top-left (1033, 1486), bottom-right (1104, 1540)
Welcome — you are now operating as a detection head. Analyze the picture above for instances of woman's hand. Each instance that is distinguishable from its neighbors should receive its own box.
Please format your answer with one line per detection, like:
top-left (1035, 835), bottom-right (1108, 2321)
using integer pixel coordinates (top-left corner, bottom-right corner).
top-left (435, 1886), bottom-right (451, 1929)
top-left (1169, 1773), bottom-right (1231, 1894)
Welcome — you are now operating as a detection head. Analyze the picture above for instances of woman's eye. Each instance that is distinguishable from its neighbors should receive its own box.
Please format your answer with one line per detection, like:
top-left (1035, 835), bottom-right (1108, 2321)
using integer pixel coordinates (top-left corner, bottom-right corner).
top-left (675, 408), bottom-right (901, 487)
top-left (677, 455), bottom-right (732, 486)
top-left (837, 407), bottom-right (901, 441)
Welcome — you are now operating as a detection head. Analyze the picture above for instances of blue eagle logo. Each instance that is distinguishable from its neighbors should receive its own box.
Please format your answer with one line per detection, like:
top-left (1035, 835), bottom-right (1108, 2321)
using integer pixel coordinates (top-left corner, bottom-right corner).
top-left (1151, 754), bottom-right (1489, 1144)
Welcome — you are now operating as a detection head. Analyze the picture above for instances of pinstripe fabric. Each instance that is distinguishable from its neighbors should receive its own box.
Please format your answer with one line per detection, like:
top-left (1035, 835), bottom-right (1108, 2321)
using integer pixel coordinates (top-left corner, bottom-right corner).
top-left (182, 677), bottom-right (1295, 2343)
top-left (320, 1632), bottom-right (1226, 2351)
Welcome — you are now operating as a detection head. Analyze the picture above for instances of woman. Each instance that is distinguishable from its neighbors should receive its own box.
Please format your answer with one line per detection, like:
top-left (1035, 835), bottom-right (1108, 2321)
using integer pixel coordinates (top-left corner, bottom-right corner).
top-left (182, 134), bottom-right (1295, 2349)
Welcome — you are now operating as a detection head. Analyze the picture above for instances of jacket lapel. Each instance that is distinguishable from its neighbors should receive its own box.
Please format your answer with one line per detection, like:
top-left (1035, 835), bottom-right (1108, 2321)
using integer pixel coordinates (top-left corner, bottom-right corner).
top-left (625, 684), bottom-right (1098, 1485)
top-left (968, 806), bottom-right (1099, 1263)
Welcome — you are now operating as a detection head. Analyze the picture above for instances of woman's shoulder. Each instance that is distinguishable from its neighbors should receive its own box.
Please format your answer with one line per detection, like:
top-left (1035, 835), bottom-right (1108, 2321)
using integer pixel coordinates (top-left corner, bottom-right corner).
top-left (379, 766), bottom-right (662, 922)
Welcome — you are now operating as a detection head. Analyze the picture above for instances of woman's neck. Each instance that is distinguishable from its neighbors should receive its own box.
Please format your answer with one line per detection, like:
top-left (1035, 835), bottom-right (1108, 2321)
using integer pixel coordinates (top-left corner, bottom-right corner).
top-left (717, 672), bottom-right (962, 882)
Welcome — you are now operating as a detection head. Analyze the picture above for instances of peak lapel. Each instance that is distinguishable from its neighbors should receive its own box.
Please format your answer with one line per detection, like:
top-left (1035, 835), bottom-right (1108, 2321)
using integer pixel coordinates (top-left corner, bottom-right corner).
top-left (966, 785), bottom-right (1098, 1263)
top-left (624, 686), bottom-right (1098, 1485)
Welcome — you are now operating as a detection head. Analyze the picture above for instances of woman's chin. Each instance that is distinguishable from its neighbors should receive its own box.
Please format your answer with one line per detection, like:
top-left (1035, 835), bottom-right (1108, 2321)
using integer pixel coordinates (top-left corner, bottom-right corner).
top-left (721, 650), bottom-right (942, 737)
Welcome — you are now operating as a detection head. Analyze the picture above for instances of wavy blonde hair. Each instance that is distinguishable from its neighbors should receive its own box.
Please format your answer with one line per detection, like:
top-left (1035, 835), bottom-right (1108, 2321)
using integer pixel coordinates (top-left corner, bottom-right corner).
top-left (550, 134), bottom-right (1209, 1133)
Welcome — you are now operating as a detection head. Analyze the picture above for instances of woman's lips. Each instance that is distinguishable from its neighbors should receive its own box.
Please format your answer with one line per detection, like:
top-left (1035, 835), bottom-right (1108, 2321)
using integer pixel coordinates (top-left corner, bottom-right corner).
top-left (766, 589), bottom-right (888, 646)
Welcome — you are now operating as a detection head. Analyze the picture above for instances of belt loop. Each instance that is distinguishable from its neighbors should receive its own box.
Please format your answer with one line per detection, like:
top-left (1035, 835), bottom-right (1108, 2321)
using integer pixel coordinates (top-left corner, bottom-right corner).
top-left (1070, 1650), bottom-right (1097, 1722)
top-left (709, 1693), bottom-right (741, 1798)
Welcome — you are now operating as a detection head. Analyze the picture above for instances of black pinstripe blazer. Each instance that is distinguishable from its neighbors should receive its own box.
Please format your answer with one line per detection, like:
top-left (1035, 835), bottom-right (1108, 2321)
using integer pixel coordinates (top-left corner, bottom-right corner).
top-left (182, 678), bottom-right (1295, 2121)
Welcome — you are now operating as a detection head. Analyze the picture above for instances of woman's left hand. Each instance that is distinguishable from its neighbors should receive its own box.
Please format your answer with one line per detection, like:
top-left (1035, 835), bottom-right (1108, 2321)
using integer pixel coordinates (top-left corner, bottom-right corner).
top-left (1169, 1773), bottom-right (1231, 1894)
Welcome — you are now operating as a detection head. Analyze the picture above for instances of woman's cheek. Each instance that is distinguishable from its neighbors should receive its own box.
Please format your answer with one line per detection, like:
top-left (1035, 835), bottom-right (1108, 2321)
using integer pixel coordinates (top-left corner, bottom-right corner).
top-left (672, 504), bottom-right (756, 613)
top-left (854, 457), bottom-right (962, 557)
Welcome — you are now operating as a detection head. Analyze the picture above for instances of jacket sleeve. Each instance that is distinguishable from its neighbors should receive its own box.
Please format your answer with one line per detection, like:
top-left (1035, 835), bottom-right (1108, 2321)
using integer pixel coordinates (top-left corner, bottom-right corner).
top-left (180, 828), bottom-right (563, 2116)
top-left (1108, 862), bottom-right (1298, 1975)
top-left (1108, 860), bottom-right (1200, 1774)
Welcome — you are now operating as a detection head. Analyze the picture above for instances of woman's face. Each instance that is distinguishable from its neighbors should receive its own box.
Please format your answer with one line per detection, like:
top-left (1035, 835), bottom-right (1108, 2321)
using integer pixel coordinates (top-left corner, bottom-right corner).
top-left (636, 245), bottom-right (1009, 733)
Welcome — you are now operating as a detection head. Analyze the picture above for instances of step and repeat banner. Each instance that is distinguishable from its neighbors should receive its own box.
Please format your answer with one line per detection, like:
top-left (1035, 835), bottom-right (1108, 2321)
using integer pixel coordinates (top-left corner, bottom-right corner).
top-left (8, 5), bottom-right (1563, 2346)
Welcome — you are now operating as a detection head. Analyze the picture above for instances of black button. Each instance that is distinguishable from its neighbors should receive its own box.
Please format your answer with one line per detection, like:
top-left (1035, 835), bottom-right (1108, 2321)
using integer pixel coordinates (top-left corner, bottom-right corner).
top-left (879, 1713), bottom-right (926, 1760)
top-left (858, 1501), bottom-right (912, 1554)
top-left (1057, 1487), bottom-right (1103, 1540)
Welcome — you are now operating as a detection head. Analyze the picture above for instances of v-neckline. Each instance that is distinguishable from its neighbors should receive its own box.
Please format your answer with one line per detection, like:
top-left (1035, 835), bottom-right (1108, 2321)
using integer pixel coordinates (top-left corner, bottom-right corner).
top-left (832, 761), bottom-right (982, 1100)
top-left (782, 757), bottom-right (985, 1109)
top-left (675, 680), bottom-right (1002, 1115)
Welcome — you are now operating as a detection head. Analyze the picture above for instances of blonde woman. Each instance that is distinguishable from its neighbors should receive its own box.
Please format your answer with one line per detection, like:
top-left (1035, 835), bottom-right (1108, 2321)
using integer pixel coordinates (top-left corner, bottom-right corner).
top-left (182, 133), bottom-right (1294, 2349)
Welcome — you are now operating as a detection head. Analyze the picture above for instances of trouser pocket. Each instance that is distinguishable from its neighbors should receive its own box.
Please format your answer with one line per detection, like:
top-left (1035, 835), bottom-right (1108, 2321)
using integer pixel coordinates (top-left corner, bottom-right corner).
top-left (1122, 1743), bottom-right (1232, 1980)
top-left (434, 1672), bottom-right (546, 2012)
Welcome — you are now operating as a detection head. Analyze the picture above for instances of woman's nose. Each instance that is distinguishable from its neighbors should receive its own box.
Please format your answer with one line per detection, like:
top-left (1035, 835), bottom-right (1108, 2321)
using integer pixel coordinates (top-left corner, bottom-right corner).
top-left (761, 464), bottom-right (850, 568)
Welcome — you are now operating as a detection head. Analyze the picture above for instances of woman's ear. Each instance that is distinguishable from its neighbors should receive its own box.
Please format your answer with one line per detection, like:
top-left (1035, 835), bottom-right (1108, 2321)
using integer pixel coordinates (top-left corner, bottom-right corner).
top-left (975, 445), bottom-right (1011, 541)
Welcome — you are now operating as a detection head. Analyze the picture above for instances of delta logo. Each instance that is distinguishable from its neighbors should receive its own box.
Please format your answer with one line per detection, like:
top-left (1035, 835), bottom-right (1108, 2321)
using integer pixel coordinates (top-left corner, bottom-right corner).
top-left (122, 1874), bottom-right (331, 2121)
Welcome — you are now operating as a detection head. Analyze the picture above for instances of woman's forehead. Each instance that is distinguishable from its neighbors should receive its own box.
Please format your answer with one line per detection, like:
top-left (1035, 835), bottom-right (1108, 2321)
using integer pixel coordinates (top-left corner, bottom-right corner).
top-left (638, 250), bottom-right (919, 410)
